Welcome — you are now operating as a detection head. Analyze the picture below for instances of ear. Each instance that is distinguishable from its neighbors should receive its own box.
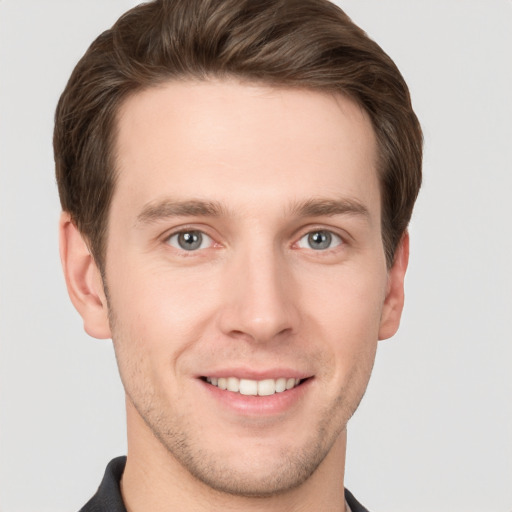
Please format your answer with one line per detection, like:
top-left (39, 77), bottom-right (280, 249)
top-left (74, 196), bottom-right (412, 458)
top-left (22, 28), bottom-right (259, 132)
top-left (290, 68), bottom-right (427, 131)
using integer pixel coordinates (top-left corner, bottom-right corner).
top-left (59, 212), bottom-right (111, 339)
top-left (378, 232), bottom-right (410, 340)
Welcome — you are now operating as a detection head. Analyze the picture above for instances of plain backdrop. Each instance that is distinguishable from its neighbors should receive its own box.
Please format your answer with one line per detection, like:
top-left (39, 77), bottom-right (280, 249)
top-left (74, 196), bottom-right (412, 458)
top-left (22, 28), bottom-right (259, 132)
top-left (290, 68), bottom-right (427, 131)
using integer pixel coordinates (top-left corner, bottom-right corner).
top-left (0, 1), bottom-right (511, 511)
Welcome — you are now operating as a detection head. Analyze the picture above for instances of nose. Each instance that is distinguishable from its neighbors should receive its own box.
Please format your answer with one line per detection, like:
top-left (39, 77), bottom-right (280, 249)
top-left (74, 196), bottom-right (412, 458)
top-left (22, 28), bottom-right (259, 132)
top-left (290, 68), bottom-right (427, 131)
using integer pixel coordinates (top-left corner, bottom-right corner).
top-left (217, 243), bottom-right (300, 344)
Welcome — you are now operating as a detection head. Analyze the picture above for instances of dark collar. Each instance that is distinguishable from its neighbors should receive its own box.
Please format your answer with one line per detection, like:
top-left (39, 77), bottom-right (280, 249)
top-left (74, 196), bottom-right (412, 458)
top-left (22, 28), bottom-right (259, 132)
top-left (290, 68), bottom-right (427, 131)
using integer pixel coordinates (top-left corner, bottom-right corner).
top-left (79, 457), bottom-right (127, 512)
top-left (79, 456), bottom-right (370, 512)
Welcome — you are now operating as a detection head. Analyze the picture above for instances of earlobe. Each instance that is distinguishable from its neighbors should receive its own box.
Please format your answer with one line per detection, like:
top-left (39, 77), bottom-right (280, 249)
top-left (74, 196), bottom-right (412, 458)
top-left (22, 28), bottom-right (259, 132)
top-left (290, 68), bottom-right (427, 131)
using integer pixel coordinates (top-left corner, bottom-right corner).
top-left (59, 212), bottom-right (112, 339)
top-left (378, 232), bottom-right (410, 341)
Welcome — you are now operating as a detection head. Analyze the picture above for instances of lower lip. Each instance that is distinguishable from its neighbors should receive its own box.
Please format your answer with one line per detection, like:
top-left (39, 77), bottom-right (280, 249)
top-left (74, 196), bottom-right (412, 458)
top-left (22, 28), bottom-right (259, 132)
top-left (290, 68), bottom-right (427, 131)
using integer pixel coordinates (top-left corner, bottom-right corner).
top-left (199, 378), bottom-right (312, 416)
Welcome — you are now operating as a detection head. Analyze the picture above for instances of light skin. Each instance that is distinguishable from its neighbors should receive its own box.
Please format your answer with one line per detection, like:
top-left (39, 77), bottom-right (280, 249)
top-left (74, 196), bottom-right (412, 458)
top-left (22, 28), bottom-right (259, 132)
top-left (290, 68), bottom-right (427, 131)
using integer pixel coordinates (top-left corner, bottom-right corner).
top-left (60, 80), bottom-right (408, 512)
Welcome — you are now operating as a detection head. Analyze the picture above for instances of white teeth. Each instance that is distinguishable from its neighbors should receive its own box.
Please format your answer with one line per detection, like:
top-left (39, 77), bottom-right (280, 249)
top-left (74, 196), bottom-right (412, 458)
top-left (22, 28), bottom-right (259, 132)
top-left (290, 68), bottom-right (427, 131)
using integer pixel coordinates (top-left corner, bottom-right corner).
top-left (257, 379), bottom-right (275, 396)
top-left (239, 379), bottom-right (258, 395)
top-left (206, 376), bottom-right (303, 396)
top-left (275, 378), bottom-right (287, 393)
top-left (227, 377), bottom-right (239, 392)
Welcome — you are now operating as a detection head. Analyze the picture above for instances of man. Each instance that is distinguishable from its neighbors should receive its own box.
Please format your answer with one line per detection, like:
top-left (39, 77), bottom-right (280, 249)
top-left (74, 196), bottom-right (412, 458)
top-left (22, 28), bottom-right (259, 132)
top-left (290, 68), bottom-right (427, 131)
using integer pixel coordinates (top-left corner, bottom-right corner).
top-left (54, 0), bottom-right (422, 510)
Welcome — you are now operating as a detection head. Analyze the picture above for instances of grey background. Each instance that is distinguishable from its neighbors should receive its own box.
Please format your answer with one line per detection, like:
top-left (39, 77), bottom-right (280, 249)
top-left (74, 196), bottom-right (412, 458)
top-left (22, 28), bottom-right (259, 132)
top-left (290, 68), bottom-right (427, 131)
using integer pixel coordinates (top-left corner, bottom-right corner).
top-left (1, 1), bottom-right (511, 510)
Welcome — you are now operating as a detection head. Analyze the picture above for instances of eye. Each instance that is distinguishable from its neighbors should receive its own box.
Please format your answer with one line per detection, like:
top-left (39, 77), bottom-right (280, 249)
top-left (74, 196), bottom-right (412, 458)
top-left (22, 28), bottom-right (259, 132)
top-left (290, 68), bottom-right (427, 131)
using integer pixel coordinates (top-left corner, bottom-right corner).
top-left (297, 230), bottom-right (343, 251)
top-left (166, 230), bottom-right (213, 251)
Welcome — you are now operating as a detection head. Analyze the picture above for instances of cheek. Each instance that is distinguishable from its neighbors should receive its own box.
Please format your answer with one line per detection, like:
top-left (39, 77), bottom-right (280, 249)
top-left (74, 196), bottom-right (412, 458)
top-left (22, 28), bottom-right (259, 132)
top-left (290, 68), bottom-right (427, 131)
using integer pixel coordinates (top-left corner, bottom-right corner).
top-left (107, 262), bottom-right (222, 368)
top-left (302, 261), bottom-right (386, 330)
top-left (298, 264), bottom-right (386, 373)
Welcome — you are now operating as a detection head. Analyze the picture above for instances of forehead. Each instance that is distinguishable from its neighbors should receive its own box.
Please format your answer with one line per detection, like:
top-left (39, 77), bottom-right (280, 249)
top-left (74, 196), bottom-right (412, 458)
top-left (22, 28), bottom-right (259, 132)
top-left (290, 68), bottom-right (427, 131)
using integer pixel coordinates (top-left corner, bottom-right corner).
top-left (113, 79), bottom-right (379, 219)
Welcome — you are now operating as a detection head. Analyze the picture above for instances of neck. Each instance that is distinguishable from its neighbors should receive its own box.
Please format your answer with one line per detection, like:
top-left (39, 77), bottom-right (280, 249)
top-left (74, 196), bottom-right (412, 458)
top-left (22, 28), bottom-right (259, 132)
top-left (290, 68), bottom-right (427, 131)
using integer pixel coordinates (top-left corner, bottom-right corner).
top-left (121, 400), bottom-right (347, 512)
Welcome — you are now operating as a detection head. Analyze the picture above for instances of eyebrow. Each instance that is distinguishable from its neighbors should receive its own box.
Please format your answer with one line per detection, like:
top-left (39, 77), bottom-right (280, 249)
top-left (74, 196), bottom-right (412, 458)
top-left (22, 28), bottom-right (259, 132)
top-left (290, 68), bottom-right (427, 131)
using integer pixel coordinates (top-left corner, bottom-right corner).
top-left (289, 198), bottom-right (370, 219)
top-left (136, 199), bottom-right (227, 225)
top-left (135, 196), bottom-right (370, 226)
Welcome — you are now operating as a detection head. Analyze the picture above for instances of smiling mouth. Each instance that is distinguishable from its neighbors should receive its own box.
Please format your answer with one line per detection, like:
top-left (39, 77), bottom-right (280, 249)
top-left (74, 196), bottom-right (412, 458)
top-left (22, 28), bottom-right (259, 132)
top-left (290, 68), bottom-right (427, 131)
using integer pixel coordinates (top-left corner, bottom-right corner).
top-left (202, 376), bottom-right (306, 396)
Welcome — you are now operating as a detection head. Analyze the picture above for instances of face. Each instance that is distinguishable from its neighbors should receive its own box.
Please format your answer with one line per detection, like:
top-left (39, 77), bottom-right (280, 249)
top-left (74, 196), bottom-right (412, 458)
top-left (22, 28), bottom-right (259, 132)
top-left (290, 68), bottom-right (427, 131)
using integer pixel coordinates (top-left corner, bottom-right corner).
top-left (86, 80), bottom-right (404, 496)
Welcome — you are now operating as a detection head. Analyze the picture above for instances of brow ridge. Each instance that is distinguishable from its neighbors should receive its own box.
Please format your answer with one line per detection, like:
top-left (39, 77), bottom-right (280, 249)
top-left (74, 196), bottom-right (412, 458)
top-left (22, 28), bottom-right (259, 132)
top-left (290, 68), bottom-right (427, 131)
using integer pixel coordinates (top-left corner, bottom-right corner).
top-left (136, 199), bottom-right (226, 225)
top-left (135, 196), bottom-right (370, 226)
top-left (289, 197), bottom-right (370, 218)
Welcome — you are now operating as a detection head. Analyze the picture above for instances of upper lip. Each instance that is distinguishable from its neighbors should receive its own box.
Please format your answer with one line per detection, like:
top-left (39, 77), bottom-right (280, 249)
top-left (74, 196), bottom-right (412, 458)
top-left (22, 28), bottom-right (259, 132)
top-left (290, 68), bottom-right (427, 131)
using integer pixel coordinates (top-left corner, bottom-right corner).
top-left (198, 367), bottom-right (312, 380)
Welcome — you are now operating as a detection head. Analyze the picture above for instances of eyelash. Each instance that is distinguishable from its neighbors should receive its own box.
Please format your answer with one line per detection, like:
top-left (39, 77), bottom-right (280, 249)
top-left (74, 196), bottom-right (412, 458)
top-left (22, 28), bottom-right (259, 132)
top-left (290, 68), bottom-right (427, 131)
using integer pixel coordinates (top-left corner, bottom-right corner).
top-left (165, 229), bottom-right (215, 252)
top-left (163, 227), bottom-right (346, 254)
top-left (296, 230), bottom-right (344, 251)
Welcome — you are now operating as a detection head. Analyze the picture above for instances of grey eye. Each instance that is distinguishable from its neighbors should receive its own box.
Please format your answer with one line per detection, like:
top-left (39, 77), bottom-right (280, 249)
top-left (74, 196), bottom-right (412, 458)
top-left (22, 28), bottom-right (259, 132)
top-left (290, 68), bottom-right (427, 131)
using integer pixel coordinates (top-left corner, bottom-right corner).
top-left (167, 230), bottom-right (212, 251)
top-left (297, 230), bottom-right (342, 250)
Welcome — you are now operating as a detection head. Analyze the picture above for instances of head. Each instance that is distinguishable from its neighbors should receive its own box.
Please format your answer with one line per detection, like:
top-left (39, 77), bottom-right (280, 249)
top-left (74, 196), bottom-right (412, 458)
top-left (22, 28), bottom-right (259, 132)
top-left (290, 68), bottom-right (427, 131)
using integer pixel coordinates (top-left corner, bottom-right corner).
top-left (54, 0), bottom-right (422, 272)
top-left (55, 0), bottom-right (422, 504)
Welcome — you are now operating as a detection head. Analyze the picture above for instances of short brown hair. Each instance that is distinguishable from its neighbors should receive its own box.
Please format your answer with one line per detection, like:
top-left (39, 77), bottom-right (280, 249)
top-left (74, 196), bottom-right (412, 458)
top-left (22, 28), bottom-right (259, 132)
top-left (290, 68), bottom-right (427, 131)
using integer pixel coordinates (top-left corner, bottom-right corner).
top-left (54, 0), bottom-right (422, 269)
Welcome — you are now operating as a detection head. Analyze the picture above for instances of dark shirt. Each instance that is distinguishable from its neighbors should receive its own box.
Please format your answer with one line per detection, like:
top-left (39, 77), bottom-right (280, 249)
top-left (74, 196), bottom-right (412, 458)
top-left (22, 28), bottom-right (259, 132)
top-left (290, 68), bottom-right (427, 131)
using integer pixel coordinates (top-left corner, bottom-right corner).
top-left (79, 456), bottom-right (370, 512)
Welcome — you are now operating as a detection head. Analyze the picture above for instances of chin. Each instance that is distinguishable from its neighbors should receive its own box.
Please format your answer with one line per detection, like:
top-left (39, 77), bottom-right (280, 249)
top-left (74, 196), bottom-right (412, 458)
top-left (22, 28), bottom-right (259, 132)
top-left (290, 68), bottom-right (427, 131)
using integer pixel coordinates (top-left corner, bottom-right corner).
top-left (150, 417), bottom-right (341, 498)
top-left (180, 442), bottom-right (329, 497)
